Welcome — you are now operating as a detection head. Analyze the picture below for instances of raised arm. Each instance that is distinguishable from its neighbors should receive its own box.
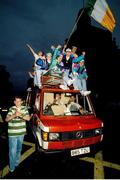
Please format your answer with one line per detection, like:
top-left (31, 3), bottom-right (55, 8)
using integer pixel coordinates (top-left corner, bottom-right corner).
top-left (26, 44), bottom-right (36, 56)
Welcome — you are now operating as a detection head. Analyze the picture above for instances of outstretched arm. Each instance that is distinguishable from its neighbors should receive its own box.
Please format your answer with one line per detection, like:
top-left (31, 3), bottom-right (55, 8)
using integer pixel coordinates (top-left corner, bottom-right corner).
top-left (26, 44), bottom-right (36, 56)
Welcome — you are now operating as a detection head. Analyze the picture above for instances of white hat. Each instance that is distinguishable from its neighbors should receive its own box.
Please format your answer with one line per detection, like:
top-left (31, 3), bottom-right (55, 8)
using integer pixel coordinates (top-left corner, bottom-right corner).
top-left (72, 46), bottom-right (77, 49)
top-left (66, 48), bottom-right (71, 52)
top-left (46, 52), bottom-right (52, 56)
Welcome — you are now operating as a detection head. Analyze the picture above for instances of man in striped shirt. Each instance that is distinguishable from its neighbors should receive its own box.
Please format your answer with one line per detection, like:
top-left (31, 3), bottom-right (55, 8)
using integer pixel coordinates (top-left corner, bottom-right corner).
top-left (5, 95), bottom-right (30, 172)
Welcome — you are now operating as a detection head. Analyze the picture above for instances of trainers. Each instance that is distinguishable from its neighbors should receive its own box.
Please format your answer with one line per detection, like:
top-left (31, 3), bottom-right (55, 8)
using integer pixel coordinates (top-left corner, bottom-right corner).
top-left (67, 78), bottom-right (75, 86)
top-left (82, 90), bottom-right (91, 96)
top-left (38, 85), bottom-right (42, 89)
top-left (27, 87), bottom-right (32, 92)
top-left (59, 85), bottom-right (69, 90)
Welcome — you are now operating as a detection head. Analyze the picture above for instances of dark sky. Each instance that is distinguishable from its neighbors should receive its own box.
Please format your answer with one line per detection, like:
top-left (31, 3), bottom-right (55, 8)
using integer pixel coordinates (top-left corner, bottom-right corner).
top-left (0, 0), bottom-right (120, 91)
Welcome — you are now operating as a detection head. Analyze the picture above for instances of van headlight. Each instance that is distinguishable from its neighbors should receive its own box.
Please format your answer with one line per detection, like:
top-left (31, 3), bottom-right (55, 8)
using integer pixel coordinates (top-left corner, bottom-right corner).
top-left (95, 128), bottom-right (102, 135)
top-left (49, 133), bottom-right (60, 141)
top-left (42, 131), bottom-right (60, 141)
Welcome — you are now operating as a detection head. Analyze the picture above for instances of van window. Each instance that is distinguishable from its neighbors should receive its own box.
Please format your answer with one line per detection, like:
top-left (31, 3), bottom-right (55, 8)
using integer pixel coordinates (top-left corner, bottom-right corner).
top-left (43, 92), bottom-right (93, 116)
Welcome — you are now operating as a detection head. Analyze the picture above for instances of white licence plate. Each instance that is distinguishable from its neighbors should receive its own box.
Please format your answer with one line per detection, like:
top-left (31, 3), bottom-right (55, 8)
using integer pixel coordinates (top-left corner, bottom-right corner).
top-left (71, 147), bottom-right (90, 156)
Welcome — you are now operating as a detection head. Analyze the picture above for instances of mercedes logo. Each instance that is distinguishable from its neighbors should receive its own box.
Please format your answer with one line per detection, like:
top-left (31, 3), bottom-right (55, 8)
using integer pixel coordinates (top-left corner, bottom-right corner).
top-left (76, 131), bottom-right (83, 138)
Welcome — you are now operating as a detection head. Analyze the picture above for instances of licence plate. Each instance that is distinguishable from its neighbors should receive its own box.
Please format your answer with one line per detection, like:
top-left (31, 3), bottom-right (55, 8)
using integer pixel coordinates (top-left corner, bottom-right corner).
top-left (71, 147), bottom-right (90, 156)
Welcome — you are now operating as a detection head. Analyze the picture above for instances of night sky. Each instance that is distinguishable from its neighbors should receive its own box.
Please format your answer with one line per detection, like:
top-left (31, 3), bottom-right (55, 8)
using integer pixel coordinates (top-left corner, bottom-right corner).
top-left (0, 0), bottom-right (120, 91)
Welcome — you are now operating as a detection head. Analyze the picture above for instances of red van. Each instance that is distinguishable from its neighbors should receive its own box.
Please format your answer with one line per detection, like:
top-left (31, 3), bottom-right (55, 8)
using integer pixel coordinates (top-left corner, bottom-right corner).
top-left (28, 75), bottom-right (103, 157)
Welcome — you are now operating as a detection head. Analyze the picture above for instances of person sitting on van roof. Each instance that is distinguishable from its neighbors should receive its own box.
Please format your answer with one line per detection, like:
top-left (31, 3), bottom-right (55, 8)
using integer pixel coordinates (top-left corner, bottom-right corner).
top-left (49, 45), bottom-right (62, 69)
top-left (71, 52), bottom-right (91, 96)
top-left (26, 44), bottom-right (47, 89)
top-left (46, 52), bottom-right (52, 69)
top-left (59, 48), bottom-right (74, 90)
top-left (71, 46), bottom-right (78, 58)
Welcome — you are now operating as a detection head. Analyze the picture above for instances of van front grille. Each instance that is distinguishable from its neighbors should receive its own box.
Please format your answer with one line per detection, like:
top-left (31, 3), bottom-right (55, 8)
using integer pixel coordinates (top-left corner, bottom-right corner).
top-left (60, 128), bottom-right (103, 141)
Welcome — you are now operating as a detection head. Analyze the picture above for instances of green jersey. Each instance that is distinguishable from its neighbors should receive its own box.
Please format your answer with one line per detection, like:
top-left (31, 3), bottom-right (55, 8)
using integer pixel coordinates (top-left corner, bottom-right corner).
top-left (7, 105), bottom-right (29, 136)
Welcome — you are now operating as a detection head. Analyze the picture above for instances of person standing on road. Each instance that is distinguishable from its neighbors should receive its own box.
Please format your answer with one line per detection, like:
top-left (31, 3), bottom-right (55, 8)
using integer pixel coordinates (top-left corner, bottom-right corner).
top-left (5, 95), bottom-right (30, 172)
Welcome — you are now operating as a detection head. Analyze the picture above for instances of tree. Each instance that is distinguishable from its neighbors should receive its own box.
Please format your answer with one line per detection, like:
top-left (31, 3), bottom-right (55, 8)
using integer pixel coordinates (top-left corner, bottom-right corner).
top-left (0, 65), bottom-right (13, 108)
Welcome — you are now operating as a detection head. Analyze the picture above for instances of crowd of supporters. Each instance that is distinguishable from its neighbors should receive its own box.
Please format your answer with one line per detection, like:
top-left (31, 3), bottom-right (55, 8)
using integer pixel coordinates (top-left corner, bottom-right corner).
top-left (26, 43), bottom-right (91, 96)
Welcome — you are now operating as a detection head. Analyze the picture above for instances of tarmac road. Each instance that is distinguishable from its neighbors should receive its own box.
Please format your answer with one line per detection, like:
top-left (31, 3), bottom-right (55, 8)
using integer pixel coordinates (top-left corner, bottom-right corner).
top-left (0, 106), bottom-right (120, 179)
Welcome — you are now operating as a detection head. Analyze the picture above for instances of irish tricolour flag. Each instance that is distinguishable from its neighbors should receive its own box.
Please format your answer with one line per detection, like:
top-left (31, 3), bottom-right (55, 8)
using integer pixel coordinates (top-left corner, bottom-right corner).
top-left (86, 0), bottom-right (116, 32)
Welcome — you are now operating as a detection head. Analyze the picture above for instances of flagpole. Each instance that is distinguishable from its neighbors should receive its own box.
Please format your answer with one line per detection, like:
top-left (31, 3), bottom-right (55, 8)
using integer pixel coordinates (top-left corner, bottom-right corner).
top-left (65, 1), bottom-right (85, 47)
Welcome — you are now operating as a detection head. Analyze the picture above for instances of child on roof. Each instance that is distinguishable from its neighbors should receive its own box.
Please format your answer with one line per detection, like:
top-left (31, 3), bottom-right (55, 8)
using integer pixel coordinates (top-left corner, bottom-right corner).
top-left (70, 51), bottom-right (91, 96)
top-left (26, 44), bottom-right (47, 89)
top-left (59, 48), bottom-right (74, 90)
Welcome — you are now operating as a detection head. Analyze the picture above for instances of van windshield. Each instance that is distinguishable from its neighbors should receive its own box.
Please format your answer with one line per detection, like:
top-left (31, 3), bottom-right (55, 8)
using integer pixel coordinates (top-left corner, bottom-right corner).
top-left (43, 92), bottom-right (93, 116)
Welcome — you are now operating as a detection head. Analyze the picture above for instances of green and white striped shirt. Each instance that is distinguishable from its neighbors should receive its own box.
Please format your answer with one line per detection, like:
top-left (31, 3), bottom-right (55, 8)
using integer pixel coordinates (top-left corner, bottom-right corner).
top-left (7, 105), bottom-right (29, 136)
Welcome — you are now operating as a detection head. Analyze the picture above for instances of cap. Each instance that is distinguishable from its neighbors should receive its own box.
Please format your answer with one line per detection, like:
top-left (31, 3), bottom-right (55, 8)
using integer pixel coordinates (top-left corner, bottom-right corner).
top-left (46, 52), bottom-right (52, 57)
top-left (79, 59), bottom-right (84, 62)
top-left (72, 46), bottom-right (77, 49)
top-left (66, 48), bottom-right (71, 52)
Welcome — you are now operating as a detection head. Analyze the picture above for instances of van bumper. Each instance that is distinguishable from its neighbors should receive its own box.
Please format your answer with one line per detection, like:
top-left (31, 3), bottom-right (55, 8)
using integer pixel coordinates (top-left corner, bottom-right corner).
top-left (36, 142), bottom-right (103, 158)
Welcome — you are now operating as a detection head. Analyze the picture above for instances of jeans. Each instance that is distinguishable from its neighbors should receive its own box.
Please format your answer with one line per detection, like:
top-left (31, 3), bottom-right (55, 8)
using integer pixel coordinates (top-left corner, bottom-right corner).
top-left (77, 78), bottom-right (87, 91)
top-left (34, 69), bottom-right (46, 88)
top-left (72, 75), bottom-right (87, 91)
top-left (34, 70), bottom-right (42, 88)
top-left (8, 135), bottom-right (24, 171)
top-left (63, 69), bottom-right (70, 87)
